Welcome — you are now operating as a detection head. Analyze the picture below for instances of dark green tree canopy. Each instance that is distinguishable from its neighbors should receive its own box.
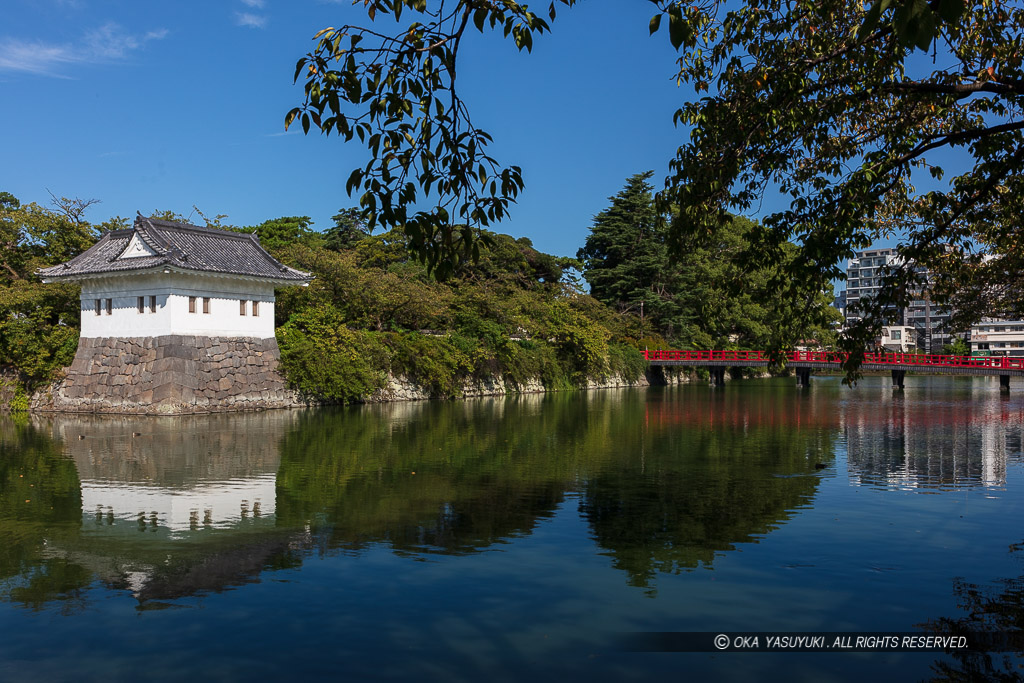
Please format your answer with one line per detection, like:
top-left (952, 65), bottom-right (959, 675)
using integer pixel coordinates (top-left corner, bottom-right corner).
top-left (324, 207), bottom-right (372, 251)
top-left (577, 172), bottom-right (669, 317)
top-left (578, 174), bottom-right (841, 349)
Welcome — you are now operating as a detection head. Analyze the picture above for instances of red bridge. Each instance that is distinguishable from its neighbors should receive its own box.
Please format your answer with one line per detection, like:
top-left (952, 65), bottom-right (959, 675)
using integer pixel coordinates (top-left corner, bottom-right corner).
top-left (642, 350), bottom-right (1023, 389)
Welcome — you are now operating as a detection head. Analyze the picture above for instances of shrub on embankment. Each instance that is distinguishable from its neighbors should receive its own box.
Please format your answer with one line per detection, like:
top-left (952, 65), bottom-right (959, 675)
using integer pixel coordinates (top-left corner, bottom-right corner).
top-left (265, 224), bottom-right (660, 403)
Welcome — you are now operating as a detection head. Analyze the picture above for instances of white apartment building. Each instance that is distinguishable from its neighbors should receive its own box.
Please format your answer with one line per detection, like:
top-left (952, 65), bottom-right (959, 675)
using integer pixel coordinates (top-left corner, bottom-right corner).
top-left (845, 247), bottom-right (954, 353)
top-left (971, 320), bottom-right (1024, 357)
top-left (877, 326), bottom-right (917, 353)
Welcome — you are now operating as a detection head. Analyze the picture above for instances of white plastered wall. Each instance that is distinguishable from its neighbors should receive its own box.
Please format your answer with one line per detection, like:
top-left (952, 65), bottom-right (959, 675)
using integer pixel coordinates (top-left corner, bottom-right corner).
top-left (78, 271), bottom-right (279, 338)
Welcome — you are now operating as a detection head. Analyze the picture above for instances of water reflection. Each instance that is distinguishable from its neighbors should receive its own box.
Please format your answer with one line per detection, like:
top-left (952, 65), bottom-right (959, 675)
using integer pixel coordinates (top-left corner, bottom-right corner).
top-left (45, 413), bottom-right (292, 534)
top-left (582, 386), bottom-right (834, 589)
top-left (0, 387), bottom-right (838, 609)
top-left (921, 541), bottom-right (1024, 682)
top-left (0, 420), bottom-right (83, 612)
top-left (842, 379), bottom-right (1024, 491)
top-left (5, 379), bottom-right (1023, 617)
top-left (1, 413), bottom-right (304, 610)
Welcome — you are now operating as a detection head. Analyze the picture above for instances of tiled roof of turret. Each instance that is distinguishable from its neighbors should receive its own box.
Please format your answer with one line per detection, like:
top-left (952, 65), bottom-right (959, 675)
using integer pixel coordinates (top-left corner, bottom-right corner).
top-left (38, 215), bottom-right (311, 282)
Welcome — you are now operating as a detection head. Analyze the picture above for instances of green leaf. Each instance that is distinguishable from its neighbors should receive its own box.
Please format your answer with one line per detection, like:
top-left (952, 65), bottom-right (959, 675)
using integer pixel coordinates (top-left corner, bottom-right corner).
top-left (649, 14), bottom-right (662, 35)
top-left (668, 5), bottom-right (689, 50)
top-left (857, 0), bottom-right (891, 42)
top-left (935, 0), bottom-right (966, 23)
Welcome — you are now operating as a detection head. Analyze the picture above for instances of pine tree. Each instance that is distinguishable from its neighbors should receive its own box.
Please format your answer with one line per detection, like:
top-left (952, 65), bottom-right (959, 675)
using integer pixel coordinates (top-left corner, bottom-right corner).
top-left (577, 173), bottom-right (676, 328)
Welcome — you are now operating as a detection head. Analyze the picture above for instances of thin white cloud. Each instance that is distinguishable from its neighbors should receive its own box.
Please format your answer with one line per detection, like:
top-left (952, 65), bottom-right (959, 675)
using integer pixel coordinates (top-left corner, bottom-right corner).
top-left (0, 40), bottom-right (77, 76)
top-left (236, 12), bottom-right (268, 29)
top-left (0, 23), bottom-right (167, 76)
top-left (240, 0), bottom-right (266, 8)
top-left (85, 23), bottom-right (140, 60)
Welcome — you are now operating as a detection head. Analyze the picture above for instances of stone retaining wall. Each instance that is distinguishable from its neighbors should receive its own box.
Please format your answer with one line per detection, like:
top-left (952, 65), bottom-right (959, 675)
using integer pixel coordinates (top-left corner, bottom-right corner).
top-left (366, 368), bottom-right (695, 403)
top-left (31, 335), bottom-right (305, 415)
top-left (22, 337), bottom-right (702, 415)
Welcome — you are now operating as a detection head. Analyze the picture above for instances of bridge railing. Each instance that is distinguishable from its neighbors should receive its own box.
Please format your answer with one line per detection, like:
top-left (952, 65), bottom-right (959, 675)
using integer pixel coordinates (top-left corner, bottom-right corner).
top-left (643, 349), bottom-right (1024, 370)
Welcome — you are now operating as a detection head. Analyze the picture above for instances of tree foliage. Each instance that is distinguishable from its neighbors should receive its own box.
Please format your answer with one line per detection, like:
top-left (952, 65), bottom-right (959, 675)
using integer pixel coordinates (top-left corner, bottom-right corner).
top-left (272, 222), bottom-right (649, 399)
top-left (290, 0), bottom-right (1023, 370)
top-left (0, 197), bottom-right (100, 389)
top-left (578, 174), bottom-right (841, 350)
top-left (654, 0), bottom-right (1021, 364)
top-left (287, 0), bottom-right (579, 278)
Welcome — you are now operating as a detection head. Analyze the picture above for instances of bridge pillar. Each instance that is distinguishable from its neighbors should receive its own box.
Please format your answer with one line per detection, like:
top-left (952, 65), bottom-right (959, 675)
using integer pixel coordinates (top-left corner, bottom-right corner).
top-left (891, 370), bottom-right (905, 390)
top-left (710, 366), bottom-right (726, 387)
top-left (795, 368), bottom-right (811, 387)
top-left (1001, 374), bottom-right (1010, 391)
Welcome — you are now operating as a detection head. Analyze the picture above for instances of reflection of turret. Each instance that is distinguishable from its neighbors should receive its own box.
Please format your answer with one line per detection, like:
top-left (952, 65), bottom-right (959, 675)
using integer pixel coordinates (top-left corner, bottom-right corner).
top-left (36, 413), bottom-right (293, 535)
top-left (842, 379), bottom-right (1024, 490)
top-left (8, 412), bottom-right (301, 607)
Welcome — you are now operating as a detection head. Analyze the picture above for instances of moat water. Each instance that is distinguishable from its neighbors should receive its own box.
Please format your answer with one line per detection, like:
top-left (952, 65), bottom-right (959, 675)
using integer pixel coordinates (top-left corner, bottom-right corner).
top-left (1, 377), bottom-right (1023, 681)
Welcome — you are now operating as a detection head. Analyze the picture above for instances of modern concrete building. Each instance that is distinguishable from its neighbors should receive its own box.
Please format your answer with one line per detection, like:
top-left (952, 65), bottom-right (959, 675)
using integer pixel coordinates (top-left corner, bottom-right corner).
top-left (877, 325), bottom-right (917, 353)
top-left (970, 319), bottom-right (1024, 357)
top-left (845, 247), bottom-right (955, 353)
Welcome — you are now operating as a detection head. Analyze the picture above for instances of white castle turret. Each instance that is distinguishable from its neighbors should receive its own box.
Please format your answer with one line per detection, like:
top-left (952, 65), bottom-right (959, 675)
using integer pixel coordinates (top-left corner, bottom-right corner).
top-left (36, 215), bottom-right (311, 414)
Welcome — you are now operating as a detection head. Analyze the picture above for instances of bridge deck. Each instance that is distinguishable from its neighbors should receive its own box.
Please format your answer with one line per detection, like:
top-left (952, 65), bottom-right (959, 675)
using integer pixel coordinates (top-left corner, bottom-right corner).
top-left (644, 350), bottom-right (1024, 377)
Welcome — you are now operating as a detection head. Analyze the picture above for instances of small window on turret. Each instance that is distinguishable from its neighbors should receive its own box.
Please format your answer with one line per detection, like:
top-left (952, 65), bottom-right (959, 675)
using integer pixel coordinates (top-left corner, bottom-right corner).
top-left (189, 296), bottom-right (197, 313)
top-left (252, 301), bottom-right (259, 317)
top-left (106, 299), bottom-right (112, 315)
top-left (95, 299), bottom-right (101, 316)
top-left (149, 295), bottom-right (156, 313)
top-left (240, 299), bottom-right (246, 316)
top-left (203, 297), bottom-right (211, 314)
top-left (137, 296), bottom-right (144, 314)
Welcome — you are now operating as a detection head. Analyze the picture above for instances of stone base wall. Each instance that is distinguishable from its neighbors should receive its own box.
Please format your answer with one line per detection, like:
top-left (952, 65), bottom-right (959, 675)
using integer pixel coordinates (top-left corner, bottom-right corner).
top-left (31, 336), bottom-right (306, 415)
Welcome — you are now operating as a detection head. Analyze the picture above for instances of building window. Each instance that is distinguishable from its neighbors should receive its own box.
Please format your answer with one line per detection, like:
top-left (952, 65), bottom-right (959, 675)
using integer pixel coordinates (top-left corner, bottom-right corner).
top-left (252, 300), bottom-right (259, 317)
top-left (106, 298), bottom-right (112, 315)
top-left (189, 296), bottom-right (197, 313)
top-left (149, 295), bottom-right (157, 313)
top-left (95, 299), bottom-right (101, 316)
top-left (240, 299), bottom-right (247, 316)
top-left (138, 296), bottom-right (145, 314)
top-left (203, 297), bottom-right (211, 314)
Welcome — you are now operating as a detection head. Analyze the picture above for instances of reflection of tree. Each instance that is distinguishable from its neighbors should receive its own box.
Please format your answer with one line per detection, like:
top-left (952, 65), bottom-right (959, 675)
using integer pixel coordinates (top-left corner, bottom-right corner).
top-left (277, 387), bottom-right (832, 593)
top-left (0, 418), bottom-right (85, 611)
top-left (582, 387), bottom-right (834, 591)
top-left (922, 543), bottom-right (1024, 682)
top-left (275, 397), bottom-right (583, 555)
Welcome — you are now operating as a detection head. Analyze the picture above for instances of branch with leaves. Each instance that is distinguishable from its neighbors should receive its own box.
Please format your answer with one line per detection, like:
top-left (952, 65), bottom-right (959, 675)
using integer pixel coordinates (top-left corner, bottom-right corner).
top-left (287, 0), bottom-right (577, 279)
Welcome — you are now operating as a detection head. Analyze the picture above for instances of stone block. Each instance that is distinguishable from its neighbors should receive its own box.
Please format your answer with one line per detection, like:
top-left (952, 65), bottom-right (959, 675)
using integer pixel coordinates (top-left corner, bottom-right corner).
top-left (152, 382), bottom-right (179, 402)
top-left (163, 343), bottom-right (195, 360)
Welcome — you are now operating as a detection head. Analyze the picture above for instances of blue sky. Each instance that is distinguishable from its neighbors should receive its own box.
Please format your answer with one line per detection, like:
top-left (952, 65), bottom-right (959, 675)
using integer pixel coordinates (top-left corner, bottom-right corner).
top-left (1, 0), bottom-right (694, 260)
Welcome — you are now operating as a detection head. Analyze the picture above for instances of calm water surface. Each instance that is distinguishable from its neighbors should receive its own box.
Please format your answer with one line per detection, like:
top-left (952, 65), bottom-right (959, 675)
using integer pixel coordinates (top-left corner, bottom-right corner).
top-left (2, 377), bottom-right (1023, 681)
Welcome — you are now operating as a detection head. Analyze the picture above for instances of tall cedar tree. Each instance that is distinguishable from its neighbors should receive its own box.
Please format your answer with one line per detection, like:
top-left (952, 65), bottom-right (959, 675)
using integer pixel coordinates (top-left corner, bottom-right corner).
top-left (577, 173), bottom-right (674, 324)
